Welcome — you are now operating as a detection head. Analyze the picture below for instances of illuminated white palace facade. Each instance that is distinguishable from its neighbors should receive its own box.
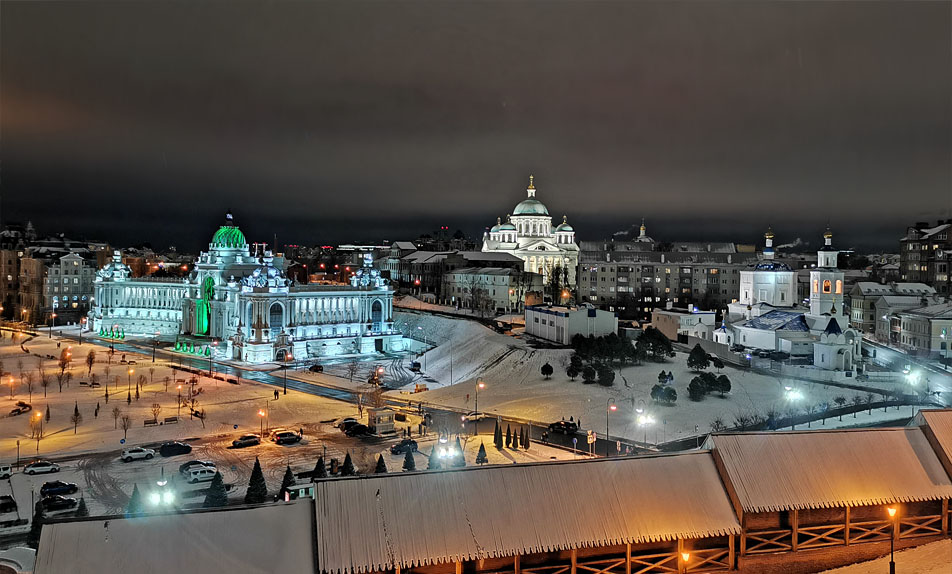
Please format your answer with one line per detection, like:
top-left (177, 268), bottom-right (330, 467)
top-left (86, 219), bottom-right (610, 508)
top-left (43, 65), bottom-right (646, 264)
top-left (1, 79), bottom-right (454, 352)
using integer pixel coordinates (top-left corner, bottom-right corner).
top-left (88, 213), bottom-right (404, 364)
top-left (482, 175), bottom-right (579, 286)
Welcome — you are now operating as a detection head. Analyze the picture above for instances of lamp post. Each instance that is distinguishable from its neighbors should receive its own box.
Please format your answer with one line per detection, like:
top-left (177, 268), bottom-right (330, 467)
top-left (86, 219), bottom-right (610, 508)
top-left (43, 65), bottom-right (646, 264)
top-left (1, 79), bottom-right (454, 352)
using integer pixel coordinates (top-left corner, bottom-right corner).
top-left (474, 380), bottom-right (485, 435)
top-left (34, 411), bottom-right (43, 454)
top-left (176, 385), bottom-right (182, 417)
top-left (887, 506), bottom-right (897, 574)
top-left (635, 399), bottom-right (653, 446)
top-left (49, 313), bottom-right (57, 338)
top-left (79, 317), bottom-right (87, 346)
top-left (258, 409), bottom-right (266, 437)
top-left (606, 398), bottom-right (616, 456)
top-left (283, 353), bottom-right (293, 395)
top-left (127, 368), bottom-right (134, 394)
top-left (208, 340), bottom-right (218, 377)
top-left (417, 326), bottom-right (427, 370)
top-left (681, 552), bottom-right (691, 574)
top-left (152, 331), bottom-right (160, 363)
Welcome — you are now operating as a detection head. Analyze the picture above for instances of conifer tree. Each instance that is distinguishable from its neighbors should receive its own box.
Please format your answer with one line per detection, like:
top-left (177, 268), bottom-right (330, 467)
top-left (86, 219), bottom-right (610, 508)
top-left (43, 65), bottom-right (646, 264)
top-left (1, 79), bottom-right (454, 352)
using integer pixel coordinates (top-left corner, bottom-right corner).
top-left (403, 449), bottom-right (416, 471)
top-left (126, 484), bottom-right (144, 516)
top-left (493, 420), bottom-right (503, 450)
top-left (427, 447), bottom-right (442, 470)
top-left (203, 472), bottom-right (228, 508)
top-left (453, 437), bottom-right (465, 467)
top-left (476, 442), bottom-right (488, 465)
top-left (523, 427), bottom-right (530, 450)
top-left (375, 455), bottom-right (388, 474)
top-left (340, 452), bottom-right (356, 476)
top-left (244, 458), bottom-right (268, 504)
top-left (505, 425), bottom-right (512, 448)
top-left (75, 497), bottom-right (89, 517)
top-left (312, 456), bottom-right (327, 479)
top-left (27, 502), bottom-right (44, 549)
top-left (278, 465), bottom-right (295, 498)
top-left (512, 427), bottom-right (520, 449)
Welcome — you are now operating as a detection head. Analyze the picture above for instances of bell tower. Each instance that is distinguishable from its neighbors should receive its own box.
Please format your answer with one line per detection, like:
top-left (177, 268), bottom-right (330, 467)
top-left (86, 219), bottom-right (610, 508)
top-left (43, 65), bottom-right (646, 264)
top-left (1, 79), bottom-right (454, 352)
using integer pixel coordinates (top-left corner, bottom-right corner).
top-left (809, 227), bottom-right (844, 316)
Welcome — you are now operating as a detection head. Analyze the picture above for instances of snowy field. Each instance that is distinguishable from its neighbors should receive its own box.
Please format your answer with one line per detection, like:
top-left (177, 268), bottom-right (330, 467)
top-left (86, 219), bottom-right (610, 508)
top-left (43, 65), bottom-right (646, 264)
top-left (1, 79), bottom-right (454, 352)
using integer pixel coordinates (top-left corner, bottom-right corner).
top-left (820, 539), bottom-right (951, 574)
top-left (383, 312), bottom-right (915, 444)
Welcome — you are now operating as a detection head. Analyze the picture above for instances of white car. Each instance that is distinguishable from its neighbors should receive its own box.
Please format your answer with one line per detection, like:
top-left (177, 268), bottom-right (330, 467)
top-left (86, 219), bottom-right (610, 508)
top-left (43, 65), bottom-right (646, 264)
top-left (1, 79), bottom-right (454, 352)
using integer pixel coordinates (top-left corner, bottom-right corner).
top-left (121, 447), bottom-right (155, 462)
top-left (23, 461), bottom-right (60, 475)
top-left (462, 411), bottom-right (489, 422)
top-left (0, 465), bottom-right (11, 479)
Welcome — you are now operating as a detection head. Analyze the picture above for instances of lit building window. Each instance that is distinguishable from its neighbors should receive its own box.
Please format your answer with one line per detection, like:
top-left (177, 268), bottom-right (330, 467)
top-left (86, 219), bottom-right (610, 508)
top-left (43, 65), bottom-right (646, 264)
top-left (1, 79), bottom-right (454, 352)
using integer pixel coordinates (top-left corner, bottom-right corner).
top-left (822, 280), bottom-right (831, 293)
top-left (835, 280), bottom-right (842, 294)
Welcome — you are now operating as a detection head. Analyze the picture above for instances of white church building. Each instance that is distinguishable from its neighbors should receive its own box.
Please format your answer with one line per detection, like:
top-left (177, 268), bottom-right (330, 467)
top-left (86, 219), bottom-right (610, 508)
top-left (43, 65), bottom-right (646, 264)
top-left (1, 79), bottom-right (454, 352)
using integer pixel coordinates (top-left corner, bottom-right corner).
top-left (482, 175), bottom-right (580, 286)
top-left (88, 213), bottom-right (405, 364)
top-left (715, 227), bottom-right (861, 372)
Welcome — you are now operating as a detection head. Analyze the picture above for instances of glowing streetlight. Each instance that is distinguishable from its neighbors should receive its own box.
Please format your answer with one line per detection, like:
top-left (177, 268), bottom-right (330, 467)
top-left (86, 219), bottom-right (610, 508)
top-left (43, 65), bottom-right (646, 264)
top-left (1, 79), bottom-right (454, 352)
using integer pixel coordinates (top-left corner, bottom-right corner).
top-left (49, 313), bottom-right (57, 338)
top-left (258, 409), bottom-right (266, 436)
top-left (886, 506), bottom-right (898, 574)
top-left (79, 317), bottom-right (87, 345)
top-left (681, 552), bottom-right (691, 573)
top-left (474, 380), bottom-right (486, 435)
top-left (127, 368), bottom-right (134, 393)
top-left (283, 353), bottom-right (293, 395)
top-left (606, 398), bottom-right (617, 456)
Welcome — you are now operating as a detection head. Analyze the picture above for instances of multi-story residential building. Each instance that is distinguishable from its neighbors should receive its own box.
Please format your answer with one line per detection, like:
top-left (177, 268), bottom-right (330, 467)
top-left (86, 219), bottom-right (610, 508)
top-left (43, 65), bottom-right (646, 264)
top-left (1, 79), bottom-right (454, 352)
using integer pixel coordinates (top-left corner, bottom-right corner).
top-left (444, 267), bottom-right (544, 315)
top-left (45, 253), bottom-right (97, 319)
top-left (848, 282), bottom-right (935, 335)
top-left (900, 220), bottom-right (952, 295)
top-left (578, 229), bottom-right (762, 320)
top-left (898, 302), bottom-right (952, 361)
top-left (524, 304), bottom-right (617, 345)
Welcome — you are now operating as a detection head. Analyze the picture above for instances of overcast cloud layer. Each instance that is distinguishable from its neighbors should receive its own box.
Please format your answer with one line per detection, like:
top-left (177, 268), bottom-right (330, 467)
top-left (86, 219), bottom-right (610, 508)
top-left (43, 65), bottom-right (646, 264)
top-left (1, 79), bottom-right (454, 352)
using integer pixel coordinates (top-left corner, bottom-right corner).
top-left (2, 1), bottom-right (950, 251)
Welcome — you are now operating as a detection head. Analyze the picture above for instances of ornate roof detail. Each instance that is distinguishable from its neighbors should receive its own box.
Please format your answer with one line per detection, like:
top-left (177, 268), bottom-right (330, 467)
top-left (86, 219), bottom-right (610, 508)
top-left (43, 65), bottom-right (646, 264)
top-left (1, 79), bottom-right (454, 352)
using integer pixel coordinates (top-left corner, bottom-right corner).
top-left (95, 250), bottom-right (132, 281)
top-left (241, 257), bottom-right (291, 289)
top-left (350, 254), bottom-right (389, 288)
top-left (556, 215), bottom-right (574, 232)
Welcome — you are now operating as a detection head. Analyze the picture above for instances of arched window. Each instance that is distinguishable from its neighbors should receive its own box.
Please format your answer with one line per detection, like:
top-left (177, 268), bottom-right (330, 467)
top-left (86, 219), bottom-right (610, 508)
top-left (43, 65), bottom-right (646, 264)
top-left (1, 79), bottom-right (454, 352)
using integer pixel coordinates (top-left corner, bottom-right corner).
top-left (813, 280), bottom-right (818, 293)
top-left (822, 280), bottom-right (832, 293)
top-left (269, 302), bottom-right (283, 331)
top-left (835, 280), bottom-right (842, 294)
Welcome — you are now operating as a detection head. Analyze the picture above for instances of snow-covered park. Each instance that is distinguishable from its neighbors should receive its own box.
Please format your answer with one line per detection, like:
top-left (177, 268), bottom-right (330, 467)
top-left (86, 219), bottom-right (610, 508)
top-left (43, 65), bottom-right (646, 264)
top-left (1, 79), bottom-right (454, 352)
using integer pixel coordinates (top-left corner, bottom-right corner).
top-left (384, 312), bottom-right (918, 445)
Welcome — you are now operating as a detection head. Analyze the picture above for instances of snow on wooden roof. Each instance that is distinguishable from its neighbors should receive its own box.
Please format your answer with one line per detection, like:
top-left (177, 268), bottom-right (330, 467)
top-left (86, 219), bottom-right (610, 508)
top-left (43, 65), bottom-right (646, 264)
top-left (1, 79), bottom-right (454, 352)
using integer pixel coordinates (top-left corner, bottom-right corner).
top-left (710, 428), bottom-right (952, 513)
top-left (34, 501), bottom-right (316, 574)
top-left (917, 409), bottom-right (952, 477)
top-left (315, 452), bottom-right (740, 574)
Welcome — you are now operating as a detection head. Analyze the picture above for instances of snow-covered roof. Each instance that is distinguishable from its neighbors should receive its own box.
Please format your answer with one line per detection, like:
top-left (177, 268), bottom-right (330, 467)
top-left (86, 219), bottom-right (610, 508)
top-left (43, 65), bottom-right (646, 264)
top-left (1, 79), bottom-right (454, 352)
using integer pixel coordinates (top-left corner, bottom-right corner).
top-left (916, 409), bottom-right (952, 477)
top-left (391, 241), bottom-right (417, 251)
top-left (34, 501), bottom-right (316, 574)
top-left (900, 302), bottom-right (952, 319)
top-left (710, 428), bottom-right (952, 513)
top-left (741, 310), bottom-right (809, 332)
top-left (315, 453), bottom-right (740, 574)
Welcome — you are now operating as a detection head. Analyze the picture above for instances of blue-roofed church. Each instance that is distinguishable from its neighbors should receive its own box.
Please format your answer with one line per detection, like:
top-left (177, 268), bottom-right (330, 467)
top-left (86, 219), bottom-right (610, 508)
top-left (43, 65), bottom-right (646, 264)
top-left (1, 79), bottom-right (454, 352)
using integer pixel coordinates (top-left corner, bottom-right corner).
top-left (482, 175), bottom-right (579, 287)
top-left (714, 227), bottom-right (861, 372)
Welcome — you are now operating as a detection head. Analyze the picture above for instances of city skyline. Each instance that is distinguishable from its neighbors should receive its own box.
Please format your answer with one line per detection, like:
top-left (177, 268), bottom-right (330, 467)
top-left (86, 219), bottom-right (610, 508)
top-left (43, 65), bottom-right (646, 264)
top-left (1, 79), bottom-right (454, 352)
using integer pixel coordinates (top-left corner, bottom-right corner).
top-left (3, 1), bottom-right (950, 250)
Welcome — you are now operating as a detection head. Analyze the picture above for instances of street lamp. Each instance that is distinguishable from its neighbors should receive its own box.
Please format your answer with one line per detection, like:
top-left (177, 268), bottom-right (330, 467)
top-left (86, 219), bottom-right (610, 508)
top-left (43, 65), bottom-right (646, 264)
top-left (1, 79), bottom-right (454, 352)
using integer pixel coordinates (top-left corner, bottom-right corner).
top-left (176, 385), bottom-right (182, 417)
top-left (258, 409), bottom-right (266, 437)
top-left (417, 326), bottom-right (427, 370)
top-left (127, 368), bottom-right (134, 393)
top-left (152, 331), bottom-right (160, 363)
top-left (79, 317), bottom-right (87, 346)
top-left (208, 340), bottom-right (218, 376)
top-left (34, 410), bottom-right (43, 454)
top-left (887, 506), bottom-right (898, 574)
top-left (474, 380), bottom-right (485, 435)
top-left (681, 552), bottom-right (691, 574)
top-left (49, 313), bottom-right (57, 338)
top-left (283, 353), bottom-right (293, 395)
top-left (606, 398), bottom-right (617, 456)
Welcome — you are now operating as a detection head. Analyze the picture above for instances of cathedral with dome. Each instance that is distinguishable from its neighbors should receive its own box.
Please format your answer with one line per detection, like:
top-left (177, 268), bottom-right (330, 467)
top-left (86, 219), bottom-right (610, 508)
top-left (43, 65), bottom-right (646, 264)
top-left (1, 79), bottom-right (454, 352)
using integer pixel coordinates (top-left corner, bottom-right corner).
top-left (482, 175), bottom-right (580, 286)
top-left (87, 212), bottom-right (404, 364)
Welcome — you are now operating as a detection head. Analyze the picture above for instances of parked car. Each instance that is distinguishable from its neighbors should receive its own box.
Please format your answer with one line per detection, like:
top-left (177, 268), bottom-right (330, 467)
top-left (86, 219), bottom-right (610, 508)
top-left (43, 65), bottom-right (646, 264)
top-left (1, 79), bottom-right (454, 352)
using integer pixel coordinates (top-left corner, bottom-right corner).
top-left (121, 447), bottom-right (155, 462)
top-left (159, 441), bottom-right (192, 457)
top-left (308, 364), bottom-right (324, 373)
top-left (389, 439), bottom-right (418, 455)
top-left (461, 411), bottom-right (488, 423)
top-left (0, 464), bottom-right (12, 479)
top-left (9, 406), bottom-right (30, 416)
top-left (271, 431), bottom-right (301, 445)
top-left (344, 424), bottom-right (372, 437)
top-left (0, 495), bottom-right (16, 513)
top-left (184, 466), bottom-right (217, 484)
top-left (548, 420), bottom-right (579, 434)
top-left (409, 361), bottom-right (421, 372)
top-left (40, 480), bottom-right (79, 497)
top-left (232, 434), bottom-right (260, 448)
top-left (24, 460), bottom-right (60, 475)
top-left (40, 495), bottom-right (77, 511)
top-left (336, 418), bottom-right (359, 431)
top-left (179, 460), bottom-right (216, 476)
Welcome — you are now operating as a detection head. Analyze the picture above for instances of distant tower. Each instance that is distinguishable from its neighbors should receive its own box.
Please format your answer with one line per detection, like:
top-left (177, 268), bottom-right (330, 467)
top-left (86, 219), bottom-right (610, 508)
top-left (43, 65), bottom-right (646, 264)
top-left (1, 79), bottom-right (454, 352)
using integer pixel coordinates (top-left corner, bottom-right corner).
top-left (809, 226), bottom-right (844, 316)
top-left (763, 227), bottom-right (775, 260)
top-left (639, 218), bottom-right (647, 240)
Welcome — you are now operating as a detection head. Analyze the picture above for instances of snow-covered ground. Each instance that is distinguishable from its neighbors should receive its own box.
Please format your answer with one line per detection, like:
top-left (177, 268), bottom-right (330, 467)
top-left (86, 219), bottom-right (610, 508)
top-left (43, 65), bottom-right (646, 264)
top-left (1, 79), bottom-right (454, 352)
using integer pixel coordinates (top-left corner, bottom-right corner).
top-left (379, 312), bottom-right (916, 444)
top-left (819, 539), bottom-right (951, 574)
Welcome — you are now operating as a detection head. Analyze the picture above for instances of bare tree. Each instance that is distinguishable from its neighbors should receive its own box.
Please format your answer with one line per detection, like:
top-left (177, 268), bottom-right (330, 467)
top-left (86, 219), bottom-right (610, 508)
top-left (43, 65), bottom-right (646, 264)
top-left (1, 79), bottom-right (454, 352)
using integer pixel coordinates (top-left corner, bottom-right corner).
top-left (65, 371), bottom-right (73, 389)
top-left (70, 402), bottom-right (83, 434)
top-left (23, 372), bottom-right (35, 403)
top-left (39, 371), bottom-right (50, 397)
top-left (149, 367), bottom-right (155, 385)
top-left (119, 414), bottom-right (132, 439)
top-left (138, 374), bottom-right (148, 391)
top-left (56, 371), bottom-right (66, 393)
top-left (150, 403), bottom-right (162, 423)
top-left (346, 360), bottom-right (359, 382)
top-left (112, 406), bottom-right (122, 429)
top-left (85, 350), bottom-right (96, 376)
top-left (90, 373), bottom-right (99, 388)
top-left (164, 376), bottom-right (171, 393)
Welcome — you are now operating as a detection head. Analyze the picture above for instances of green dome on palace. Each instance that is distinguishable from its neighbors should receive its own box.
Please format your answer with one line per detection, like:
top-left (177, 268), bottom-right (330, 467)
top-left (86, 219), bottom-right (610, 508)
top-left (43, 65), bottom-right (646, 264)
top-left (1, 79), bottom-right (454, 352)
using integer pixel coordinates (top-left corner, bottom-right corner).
top-left (212, 225), bottom-right (246, 248)
top-left (513, 198), bottom-right (549, 216)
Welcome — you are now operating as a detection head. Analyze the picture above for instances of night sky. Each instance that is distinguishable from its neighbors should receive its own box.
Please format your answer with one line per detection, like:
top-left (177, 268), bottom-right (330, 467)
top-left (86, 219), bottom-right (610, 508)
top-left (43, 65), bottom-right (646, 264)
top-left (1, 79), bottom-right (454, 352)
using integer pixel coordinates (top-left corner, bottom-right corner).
top-left (2, 1), bottom-right (950, 252)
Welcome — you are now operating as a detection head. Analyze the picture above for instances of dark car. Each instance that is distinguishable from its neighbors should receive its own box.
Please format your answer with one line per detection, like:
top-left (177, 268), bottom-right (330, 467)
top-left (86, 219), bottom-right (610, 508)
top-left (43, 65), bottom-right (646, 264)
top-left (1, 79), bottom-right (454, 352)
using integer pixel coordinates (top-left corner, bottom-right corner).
top-left (232, 434), bottom-right (261, 448)
top-left (271, 431), bottom-right (302, 445)
top-left (9, 406), bottom-right (30, 416)
top-left (337, 419), bottom-right (360, 433)
top-left (0, 495), bottom-right (17, 514)
top-left (548, 420), bottom-right (579, 434)
top-left (159, 441), bottom-right (193, 457)
top-left (344, 424), bottom-right (372, 437)
top-left (40, 480), bottom-right (79, 497)
top-left (389, 438), bottom-right (418, 455)
top-left (308, 364), bottom-right (324, 373)
top-left (178, 460), bottom-right (217, 476)
top-left (40, 495), bottom-right (77, 511)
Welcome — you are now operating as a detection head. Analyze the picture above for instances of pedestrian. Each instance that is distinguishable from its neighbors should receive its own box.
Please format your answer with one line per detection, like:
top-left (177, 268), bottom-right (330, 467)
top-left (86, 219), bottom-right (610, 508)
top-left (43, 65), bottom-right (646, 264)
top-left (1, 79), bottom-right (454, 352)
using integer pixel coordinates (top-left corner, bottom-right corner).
top-left (274, 389), bottom-right (279, 400)
top-left (299, 427), bottom-right (304, 437)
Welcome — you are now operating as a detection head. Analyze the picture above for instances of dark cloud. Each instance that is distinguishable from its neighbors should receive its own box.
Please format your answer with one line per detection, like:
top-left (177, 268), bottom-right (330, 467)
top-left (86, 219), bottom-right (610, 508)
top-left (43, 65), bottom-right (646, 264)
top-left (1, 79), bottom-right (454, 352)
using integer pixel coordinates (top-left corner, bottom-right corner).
top-left (1, 1), bottom-right (949, 251)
